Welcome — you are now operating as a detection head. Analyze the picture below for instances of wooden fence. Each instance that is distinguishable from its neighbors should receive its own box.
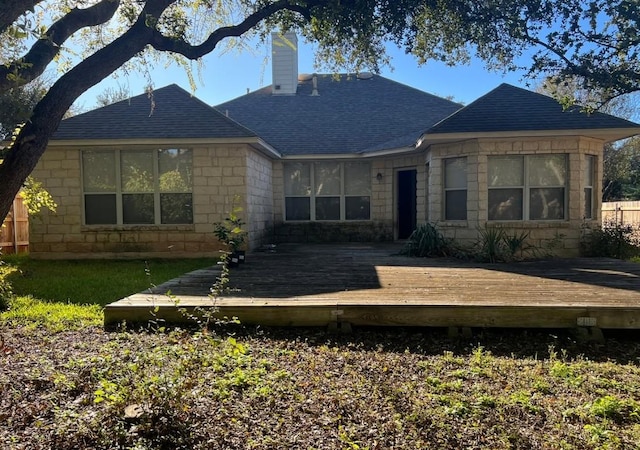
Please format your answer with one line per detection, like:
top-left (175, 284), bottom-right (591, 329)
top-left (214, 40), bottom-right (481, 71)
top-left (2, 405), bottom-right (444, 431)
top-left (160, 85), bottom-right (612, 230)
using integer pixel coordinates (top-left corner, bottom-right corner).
top-left (0, 194), bottom-right (29, 254)
top-left (602, 201), bottom-right (640, 227)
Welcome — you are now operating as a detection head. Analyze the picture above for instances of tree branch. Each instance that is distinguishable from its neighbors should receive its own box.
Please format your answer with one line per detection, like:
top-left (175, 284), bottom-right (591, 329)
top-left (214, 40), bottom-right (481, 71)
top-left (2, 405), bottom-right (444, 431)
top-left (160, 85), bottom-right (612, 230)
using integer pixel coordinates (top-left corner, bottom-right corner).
top-left (149, 0), bottom-right (322, 58)
top-left (0, 0), bottom-right (317, 223)
top-left (0, 0), bottom-right (121, 91)
top-left (0, 0), bottom-right (43, 35)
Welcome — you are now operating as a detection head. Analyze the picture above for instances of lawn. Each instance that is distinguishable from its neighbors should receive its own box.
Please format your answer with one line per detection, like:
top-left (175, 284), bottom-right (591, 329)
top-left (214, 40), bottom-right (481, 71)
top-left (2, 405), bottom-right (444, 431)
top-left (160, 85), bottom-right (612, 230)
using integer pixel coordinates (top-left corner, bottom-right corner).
top-left (3, 255), bottom-right (215, 306)
top-left (0, 255), bottom-right (215, 331)
top-left (2, 256), bottom-right (640, 449)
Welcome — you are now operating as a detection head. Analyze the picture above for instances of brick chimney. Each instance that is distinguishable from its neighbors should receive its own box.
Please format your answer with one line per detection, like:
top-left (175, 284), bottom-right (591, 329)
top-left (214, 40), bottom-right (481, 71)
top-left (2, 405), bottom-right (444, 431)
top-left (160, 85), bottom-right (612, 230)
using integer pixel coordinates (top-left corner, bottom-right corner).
top-left (271, 32), bottom-right (298, 95)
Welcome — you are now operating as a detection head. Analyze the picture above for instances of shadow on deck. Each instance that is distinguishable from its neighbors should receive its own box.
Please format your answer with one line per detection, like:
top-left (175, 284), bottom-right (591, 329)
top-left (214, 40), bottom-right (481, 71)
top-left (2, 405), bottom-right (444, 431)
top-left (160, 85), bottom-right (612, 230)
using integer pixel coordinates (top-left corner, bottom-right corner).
top-left (104, 243), bottom-right (640, 330)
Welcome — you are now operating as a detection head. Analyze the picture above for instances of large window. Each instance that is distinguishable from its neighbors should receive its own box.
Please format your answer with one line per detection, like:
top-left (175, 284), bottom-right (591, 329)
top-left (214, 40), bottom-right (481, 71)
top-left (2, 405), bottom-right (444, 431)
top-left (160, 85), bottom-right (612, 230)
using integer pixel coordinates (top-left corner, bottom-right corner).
top-left (283, 161), bottom-right (371, 221)
top-left (444, 157), bottom-right (467, 220)
top-left (488, 154), bottom-right (566, 221)
top-left (584, 155), bottom-right (595, 219)
top-left (82, 149), bottom-right (193, 225)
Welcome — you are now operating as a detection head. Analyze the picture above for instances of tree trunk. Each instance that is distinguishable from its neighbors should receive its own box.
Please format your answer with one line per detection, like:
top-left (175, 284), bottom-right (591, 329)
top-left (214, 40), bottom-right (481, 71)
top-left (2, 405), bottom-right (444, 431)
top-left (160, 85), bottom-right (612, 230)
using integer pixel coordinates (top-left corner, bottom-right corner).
top-left (0, 11), bottom-right (158, 224)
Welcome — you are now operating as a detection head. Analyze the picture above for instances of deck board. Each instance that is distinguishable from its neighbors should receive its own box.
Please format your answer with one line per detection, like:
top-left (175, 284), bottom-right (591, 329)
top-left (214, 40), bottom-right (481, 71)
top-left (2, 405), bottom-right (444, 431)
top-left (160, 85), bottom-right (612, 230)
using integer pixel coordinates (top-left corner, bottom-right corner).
top-left (104, 243), bottom-right (640, 329)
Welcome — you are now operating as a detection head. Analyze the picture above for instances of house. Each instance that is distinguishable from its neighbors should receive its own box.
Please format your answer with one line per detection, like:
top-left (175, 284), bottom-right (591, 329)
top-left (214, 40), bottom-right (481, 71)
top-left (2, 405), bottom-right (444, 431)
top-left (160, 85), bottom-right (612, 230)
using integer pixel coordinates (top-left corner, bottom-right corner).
top-left (29, 33), bottom-right (640, 259)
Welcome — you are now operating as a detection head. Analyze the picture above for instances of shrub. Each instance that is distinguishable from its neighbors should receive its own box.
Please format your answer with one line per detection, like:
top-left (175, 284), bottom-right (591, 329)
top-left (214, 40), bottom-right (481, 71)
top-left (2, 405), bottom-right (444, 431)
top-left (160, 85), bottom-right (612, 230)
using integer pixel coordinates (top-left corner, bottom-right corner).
top-left (581, 220), bottom-right (640, 259)
top-left (0, 255), bottom-right (14, 311)
top-left (401, 223), bottom-right (454, 257)
top-left (473, 227), bottom-right (535, 263)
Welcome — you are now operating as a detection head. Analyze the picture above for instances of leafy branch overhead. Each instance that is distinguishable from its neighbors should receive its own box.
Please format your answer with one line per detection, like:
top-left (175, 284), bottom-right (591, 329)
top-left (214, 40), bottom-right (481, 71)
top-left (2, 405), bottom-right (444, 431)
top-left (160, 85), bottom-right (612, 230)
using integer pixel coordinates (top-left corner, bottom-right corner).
top-left (0, 0), bottom-right (638, 225)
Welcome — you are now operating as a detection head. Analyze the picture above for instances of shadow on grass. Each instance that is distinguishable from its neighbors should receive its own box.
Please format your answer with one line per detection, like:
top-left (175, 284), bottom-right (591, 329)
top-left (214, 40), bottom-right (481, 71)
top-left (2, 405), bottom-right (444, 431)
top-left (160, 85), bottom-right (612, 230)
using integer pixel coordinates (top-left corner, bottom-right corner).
top-left (3, 255), bottom-right (215, 307)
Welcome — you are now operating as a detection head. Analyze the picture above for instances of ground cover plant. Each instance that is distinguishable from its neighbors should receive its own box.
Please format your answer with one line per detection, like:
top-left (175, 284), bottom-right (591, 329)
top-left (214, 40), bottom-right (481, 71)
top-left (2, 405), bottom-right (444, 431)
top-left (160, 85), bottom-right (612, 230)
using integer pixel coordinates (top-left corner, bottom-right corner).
top-left (2, 257), bottom-right (640, 449)
top-left (2, 325), bottom-right (640, 449)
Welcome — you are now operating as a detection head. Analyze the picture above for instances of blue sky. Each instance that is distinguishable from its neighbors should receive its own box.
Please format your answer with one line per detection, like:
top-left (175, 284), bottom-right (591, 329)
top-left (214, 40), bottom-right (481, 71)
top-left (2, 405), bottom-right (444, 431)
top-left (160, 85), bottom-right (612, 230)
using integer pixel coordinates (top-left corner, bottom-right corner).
top-left (76, 37), bottom-right (532, 111)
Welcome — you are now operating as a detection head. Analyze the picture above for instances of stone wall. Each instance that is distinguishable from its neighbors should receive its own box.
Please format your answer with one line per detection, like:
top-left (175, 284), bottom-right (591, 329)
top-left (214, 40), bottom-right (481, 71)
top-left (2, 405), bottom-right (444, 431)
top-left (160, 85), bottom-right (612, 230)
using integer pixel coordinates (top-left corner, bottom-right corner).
top-left (245, 149), bottom-right (274, 249)
top-left (427, 137), bottom-right (604, 256)
top-left (270, 154), bottom-right (423, 243)
top-left (30, 143), bottom-right (269, 259)
top-left (272, 221), bottom-right (393, 243)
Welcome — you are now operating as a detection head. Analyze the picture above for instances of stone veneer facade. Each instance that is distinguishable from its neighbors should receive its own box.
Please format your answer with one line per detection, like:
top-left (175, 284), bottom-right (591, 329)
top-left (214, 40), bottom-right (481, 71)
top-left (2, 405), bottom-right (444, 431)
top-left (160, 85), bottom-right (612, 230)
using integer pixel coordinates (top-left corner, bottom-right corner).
top-left (30, 135), bottom-right (604, 258)
top-left (425, 136), bottom-right (603, 256)
top-left (269, 154), bottom-right (426, 243)
top-left (29, 143), bottom-right (271, 259)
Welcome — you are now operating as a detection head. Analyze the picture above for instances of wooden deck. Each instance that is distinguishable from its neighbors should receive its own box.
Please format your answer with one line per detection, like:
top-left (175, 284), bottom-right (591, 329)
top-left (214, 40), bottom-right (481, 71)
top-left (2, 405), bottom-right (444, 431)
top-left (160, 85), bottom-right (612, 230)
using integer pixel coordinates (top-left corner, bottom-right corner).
top-left (104, 243), bottom-right (640, 329)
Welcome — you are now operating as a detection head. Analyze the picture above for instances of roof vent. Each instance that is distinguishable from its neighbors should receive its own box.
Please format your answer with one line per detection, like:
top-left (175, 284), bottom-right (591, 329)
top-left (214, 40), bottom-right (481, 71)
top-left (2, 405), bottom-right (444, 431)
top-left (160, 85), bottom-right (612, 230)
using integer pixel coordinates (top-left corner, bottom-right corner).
top-left (298, 73), bottom-right (313, 82)
top-left (311, 74), bottom-right (319, 96)
top-left (357, 72), bottom-right (373, 80)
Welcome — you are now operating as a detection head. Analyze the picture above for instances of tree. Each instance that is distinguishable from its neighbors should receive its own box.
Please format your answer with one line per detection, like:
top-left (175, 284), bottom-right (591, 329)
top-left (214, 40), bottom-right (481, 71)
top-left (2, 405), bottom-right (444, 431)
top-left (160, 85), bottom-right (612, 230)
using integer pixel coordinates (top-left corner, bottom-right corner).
top-left (0, 81), bottom-right (46, 142)
top-left (1, 0), bottom-right (639, 223)
top-left (541, 77), bottom-right (640, 202)
top-left (537, 76), bottom-right (640, 201)
top-left (604, 137), bottom-right (640, 200)
top-left (95, 84), bottom-right (133, 108)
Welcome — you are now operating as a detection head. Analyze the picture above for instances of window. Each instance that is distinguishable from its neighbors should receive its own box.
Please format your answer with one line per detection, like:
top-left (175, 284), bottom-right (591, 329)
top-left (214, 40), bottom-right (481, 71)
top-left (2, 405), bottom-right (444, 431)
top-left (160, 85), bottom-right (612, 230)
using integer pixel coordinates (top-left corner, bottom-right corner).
top-left (82, 149), bottom-right (193, 225)
top-left (284, 161), bottom-right (371, 221)
top-left (488, 154), bottom-right (566, 221)
top-left (444, 157), bottom-right (467, 220)
top-left (584, 155), bottom-right (595, 219)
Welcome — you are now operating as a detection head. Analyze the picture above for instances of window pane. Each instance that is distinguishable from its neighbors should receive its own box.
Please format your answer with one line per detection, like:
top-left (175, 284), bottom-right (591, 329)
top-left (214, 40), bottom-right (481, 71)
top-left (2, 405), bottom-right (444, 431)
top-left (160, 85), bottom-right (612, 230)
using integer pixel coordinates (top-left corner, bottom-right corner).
top-left (345, 162), bottom-right (371, 195)
top-left (85, 194), bottom-right (116, 224)
top-left (123, 194), bottom-right (154, 224)
top-left (585, 155), bottom-right (594, 186)
top-left (83, 151), bottom-right (116, 192)
top-left (530, 188), bottom-right (565, 220)
top-left (316, 197), bottom-right (340, 220)
top-left (444, 158), bottom-right (467, 189)
top-left (445, 190), bottom-right (467, 220)
top-left (315, 162), bottom-right (340, 195)
top-left (161, 193), bottom-right (193, 224)
top-left (528, 155), bottom-right (566, 186)
top-left (488, 156), bottom-right (523, 187)
top-left (285, 197), bottom-right (310, 220)
top-left (159, 149), bottom-right (192, 192)
top-left (121, 151), bottom-right (154, 192)
top-left (346, 196), bottom-right (370, 220)
top-left (284, 163), bottom-right (311, 196)
top-left (584, 188), bottom-right (593, 219)
top-left (488, 188), bottom-right (523, 220)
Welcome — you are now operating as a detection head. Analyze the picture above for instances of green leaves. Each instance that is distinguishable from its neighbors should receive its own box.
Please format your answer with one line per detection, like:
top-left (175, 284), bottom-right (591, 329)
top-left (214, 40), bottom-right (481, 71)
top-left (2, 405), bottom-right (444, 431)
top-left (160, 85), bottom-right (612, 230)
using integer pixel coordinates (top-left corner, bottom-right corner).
top-left (20, 176), bottom-right (57, 216)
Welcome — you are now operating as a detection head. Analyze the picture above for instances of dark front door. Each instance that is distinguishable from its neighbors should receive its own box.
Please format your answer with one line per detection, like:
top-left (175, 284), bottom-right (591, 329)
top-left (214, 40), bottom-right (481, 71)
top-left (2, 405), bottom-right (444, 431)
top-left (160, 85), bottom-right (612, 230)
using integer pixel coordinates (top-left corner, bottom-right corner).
top-left (397, 169), bottom-right (417, 239)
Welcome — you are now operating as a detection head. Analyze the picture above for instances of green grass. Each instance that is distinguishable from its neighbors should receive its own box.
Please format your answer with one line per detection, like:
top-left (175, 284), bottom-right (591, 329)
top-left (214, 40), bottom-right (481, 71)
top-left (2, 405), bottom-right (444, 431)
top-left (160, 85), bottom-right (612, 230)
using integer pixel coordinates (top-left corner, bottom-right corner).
top-left (0, 255), bottom-right (214, 331)
top-left (2, 255), bottom-right (214, 306)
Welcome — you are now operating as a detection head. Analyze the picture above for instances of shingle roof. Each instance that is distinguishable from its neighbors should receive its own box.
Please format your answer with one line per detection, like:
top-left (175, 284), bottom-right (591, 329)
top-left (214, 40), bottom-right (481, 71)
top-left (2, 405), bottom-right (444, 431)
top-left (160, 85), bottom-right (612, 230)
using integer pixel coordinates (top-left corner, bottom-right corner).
top-left (216, 74), bottom-right (462, 156)
top-left (426, 83), bottom-right (640, 135)
top-left (53, 84), bottom-right (256, 141)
